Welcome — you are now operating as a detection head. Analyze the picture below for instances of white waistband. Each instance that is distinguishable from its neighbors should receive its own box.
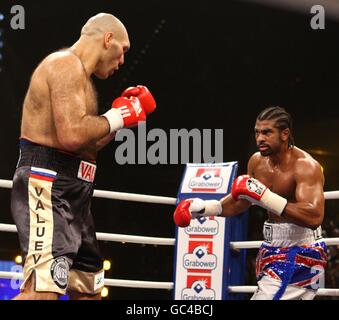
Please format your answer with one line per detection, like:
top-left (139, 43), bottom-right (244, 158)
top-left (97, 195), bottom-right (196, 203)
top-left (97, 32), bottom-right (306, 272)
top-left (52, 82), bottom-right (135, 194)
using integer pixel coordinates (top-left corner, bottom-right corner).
top-left (262, 221), bottom-right (323, 247)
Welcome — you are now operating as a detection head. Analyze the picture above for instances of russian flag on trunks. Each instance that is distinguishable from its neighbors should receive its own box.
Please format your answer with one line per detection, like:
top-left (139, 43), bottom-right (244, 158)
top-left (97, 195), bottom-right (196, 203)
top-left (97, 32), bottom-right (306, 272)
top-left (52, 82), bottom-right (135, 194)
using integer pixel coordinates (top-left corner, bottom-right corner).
top-left (30, 167), bottom-right (57, 182)
top-left (173, 162), bottom-right (238, 300)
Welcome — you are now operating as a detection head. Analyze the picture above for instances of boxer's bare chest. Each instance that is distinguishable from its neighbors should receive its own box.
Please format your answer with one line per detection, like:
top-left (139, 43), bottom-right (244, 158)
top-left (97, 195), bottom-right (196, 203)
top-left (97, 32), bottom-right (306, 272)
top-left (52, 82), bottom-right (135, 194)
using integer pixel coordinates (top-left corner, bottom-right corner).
top-left (253, 159), bottom-right (297, 222)
top-left (252, 160), bottom-right (296, 201)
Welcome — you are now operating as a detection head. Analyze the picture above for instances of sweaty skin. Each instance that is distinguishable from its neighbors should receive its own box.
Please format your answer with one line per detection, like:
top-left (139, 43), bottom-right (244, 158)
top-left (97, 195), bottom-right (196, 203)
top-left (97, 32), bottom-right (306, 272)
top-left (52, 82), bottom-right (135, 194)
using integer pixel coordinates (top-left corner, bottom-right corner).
top-left (20, 13), bottom-right (130, 161)
top-left (219, 121), bottom-right (324, 230)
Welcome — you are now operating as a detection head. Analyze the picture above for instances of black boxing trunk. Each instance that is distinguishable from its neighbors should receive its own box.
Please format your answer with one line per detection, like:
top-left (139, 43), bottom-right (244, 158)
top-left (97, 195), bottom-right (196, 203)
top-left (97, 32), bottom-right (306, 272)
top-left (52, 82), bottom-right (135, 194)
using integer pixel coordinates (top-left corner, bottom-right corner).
top-left (11, 139), bottom-right (104, 295)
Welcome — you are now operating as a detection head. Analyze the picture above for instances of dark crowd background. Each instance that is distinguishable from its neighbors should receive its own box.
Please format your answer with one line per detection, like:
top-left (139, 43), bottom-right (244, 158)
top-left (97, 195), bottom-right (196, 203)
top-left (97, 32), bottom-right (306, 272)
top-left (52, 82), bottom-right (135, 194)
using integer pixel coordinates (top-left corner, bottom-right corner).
top-left (0, 0), bottom-right (338, 300)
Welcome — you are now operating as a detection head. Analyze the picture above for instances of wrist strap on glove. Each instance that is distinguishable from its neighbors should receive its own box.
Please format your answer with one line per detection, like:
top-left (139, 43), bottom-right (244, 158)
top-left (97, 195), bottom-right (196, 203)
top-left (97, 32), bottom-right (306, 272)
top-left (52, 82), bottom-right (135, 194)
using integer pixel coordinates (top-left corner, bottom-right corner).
top-left (101, 109), bottom-right (124, 134)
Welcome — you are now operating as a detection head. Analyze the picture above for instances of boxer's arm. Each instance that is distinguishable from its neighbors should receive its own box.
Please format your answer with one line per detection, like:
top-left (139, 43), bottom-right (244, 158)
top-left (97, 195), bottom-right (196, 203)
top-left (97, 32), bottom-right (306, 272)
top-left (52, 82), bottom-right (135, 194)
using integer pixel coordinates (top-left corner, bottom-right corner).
top-left (48, 55), bottom-right (110, 152)
top-left (219, 154), bottom-right (258, 217)
top-left (219, 194), bottom-right (251, 217)
top-left (96, 132), bottom-right (116, 151)
top-left (282, 159), bottom-right (324, 229)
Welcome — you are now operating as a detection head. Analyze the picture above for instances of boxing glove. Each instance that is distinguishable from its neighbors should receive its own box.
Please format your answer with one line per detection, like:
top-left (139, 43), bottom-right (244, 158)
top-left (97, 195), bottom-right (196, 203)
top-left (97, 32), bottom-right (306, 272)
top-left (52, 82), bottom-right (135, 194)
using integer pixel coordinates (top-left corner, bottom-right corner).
top-left (102, 96), bottom-right (146, 133)
top-left (122, 85), bottom-right (156, 115)
top-left (231, 175), bottom-right (287, 216)
top-left (173, 198), bottom-right (222, 227)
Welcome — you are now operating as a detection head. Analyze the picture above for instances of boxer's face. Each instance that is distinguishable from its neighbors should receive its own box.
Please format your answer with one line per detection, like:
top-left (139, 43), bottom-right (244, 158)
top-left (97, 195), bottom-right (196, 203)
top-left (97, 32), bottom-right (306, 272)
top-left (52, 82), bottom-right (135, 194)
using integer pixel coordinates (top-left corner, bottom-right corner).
top-left (255, 120), bottom-right (288, 156)
top-left (95, 32), bottom-right (130, 79)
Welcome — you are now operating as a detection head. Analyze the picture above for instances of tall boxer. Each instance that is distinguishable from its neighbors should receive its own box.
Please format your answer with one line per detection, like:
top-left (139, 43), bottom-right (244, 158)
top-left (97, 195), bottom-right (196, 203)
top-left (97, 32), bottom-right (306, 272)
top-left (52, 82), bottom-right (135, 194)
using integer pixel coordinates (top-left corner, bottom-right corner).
top-left (11, 13), bottom-right (156, 300)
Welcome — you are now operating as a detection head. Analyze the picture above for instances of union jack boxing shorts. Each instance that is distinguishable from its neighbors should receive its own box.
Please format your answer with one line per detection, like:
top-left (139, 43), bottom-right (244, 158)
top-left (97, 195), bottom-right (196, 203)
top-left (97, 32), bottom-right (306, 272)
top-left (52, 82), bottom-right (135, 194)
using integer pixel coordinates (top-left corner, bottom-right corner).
top-left (252, 221), bottom-right (327, 300)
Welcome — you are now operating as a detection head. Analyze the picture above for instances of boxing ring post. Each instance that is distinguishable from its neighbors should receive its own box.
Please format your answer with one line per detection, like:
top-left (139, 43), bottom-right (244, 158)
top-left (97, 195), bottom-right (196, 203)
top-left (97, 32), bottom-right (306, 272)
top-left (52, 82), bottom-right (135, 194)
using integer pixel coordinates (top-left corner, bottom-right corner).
top-left (172, 162), bottom-right (249, 300)
top-left (227, 210), bottom-right (249, 299)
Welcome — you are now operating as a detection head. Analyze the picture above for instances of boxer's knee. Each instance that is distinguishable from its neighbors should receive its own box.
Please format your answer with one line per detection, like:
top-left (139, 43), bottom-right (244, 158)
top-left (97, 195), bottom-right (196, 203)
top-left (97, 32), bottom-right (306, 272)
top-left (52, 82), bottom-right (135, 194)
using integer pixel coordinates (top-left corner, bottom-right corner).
top-left (67, 268), bottom-right (105, 298)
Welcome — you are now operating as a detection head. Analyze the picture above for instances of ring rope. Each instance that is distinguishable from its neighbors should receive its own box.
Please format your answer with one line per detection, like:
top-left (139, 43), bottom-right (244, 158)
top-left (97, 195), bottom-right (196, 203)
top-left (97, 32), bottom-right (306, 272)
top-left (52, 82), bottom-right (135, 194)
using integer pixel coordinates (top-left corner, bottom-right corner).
top-left (1, 223), bottom-right (339, 247)
top-left (1, 271), bottom-right (339, 295)
top-left (0, 271), bottom-right (173, 290)
top-left (0, 223), bottom-right (175, 246)
top-left (1, 179), bottom-right (339, 202)
top-left (0, 179), bottom-right (176, 205)
top-left (230, 237), bottom-right (339, 249)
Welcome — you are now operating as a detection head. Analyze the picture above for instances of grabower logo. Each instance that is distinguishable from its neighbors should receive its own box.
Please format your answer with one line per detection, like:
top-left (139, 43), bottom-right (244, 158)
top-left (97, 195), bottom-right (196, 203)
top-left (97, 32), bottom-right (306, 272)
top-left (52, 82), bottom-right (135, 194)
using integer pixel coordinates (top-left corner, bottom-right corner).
top-left (185, 218), bottom-right (219, 236)
top-left (183, 245), bottom-right (217, 270)
top-left (182, 280), bottom-right (216, 300)
top-left (189, 168), bottom-right (223, 192)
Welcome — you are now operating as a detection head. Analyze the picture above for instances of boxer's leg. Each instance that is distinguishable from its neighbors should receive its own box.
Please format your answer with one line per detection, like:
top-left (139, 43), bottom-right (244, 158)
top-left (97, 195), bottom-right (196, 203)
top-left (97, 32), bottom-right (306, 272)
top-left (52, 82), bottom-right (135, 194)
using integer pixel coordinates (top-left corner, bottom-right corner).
top-left (251, 276), bottom-right (280, 300)
top-left (67, 202), bottom-right (104, 300)
top-left (280, 285), bottom-right (317, 300)
top-left (11, 167), bottom-right (79, 299)
top-left (251, 276), bottom-right (317, 300)
top-left (12, 273), bottom-right (59, 300)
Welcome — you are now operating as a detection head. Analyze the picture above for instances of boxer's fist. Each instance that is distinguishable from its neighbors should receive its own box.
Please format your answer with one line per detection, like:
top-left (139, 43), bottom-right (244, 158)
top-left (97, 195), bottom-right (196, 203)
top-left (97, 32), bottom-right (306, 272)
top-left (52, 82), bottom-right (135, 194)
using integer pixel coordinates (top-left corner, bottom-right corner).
top-left (173, 199), bottom-right (193, 228)
top-left (111, 96), bottom-right (146, 128)
top-left (231, 175), bottom-right (287, 216)
top-left (122, 85), bottom-right (156, 115)
top-left (173, 198), bottom-right (222, 228)
top-left (102, 96), bottom-right (146, 133)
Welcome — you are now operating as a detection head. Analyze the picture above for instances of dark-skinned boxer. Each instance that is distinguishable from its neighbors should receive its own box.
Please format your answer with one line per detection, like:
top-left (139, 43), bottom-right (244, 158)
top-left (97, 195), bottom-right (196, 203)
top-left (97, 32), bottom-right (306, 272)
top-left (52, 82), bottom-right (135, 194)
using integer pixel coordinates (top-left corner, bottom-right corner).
top-left (174, 107), bottom-right (327, 300)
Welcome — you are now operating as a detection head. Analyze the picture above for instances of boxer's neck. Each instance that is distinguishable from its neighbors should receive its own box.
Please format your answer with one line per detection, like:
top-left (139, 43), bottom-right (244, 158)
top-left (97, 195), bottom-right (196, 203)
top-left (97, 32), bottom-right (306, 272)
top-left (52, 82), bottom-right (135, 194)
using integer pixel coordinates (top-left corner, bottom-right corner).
top-left (70, 37), bottom-right (101, 77)
top-left (269, 144), bottom-right (292, 168)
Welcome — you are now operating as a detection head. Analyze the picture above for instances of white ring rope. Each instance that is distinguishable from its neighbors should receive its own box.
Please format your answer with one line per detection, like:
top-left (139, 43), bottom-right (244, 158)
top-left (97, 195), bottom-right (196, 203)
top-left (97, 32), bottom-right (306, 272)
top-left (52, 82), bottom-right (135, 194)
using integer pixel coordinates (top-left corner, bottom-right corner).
top-left (0, 179), bottom-right (177, 205)
top-left (95, 231), bottom-right (175, 246)
top-left (0, 223), bottom-right (175, 246)
top-left (1, 179), bottom-right (339, 202)
top-left (323, 191), bottom-right (339, 200)
top-left (230, 238), bottom-right (339, 249)
top-left (1, 223), bottom-right (339, 247)
top-left (0, 271), bottom-right (173, 290)
top-left (1, 271), bottom-right (339, 295)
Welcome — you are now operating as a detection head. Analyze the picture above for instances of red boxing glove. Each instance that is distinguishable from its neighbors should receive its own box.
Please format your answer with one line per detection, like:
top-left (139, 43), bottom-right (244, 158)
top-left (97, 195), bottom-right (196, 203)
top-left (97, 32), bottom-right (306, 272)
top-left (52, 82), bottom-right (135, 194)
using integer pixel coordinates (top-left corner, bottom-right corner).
top-left (102, 96), bottom-right (146, 133)
top-left (173, 200), bottom-right (193, 228)
top-left (173, 198), bottom-right (222, 228)
top-left (122, 85), bottom-right (156, 115)
top-left (231, 175), bottom-right (287, 216)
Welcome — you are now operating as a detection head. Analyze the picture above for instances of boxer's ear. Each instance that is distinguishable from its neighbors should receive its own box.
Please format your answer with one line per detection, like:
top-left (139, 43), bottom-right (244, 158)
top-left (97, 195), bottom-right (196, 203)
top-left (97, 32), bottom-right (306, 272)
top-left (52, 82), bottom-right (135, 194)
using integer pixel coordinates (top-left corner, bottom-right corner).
top-left (281, 128), bottom-right (290, 142)
top-left (104, 32), bottom-right (114, 49)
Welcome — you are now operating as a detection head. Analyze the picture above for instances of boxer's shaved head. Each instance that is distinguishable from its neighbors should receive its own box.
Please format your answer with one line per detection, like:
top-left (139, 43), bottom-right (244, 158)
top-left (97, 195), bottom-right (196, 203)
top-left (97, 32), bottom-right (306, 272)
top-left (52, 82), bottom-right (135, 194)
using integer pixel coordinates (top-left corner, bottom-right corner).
top-left (73, 13), bottom-right (130, 79)
top-left (81, 13), bottom-right (128, 41)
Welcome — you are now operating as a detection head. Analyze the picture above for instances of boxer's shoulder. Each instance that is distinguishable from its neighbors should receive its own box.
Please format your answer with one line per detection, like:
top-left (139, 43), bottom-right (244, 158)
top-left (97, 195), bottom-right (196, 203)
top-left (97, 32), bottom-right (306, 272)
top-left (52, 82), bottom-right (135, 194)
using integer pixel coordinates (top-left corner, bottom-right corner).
top-left (249, 152), bottom-right (261, 162)
top-left (292, 147), bottom-right (323, 177)
top-left (247, 152), bottom-right (261, 175)
top-left (48, 51), bottom-right (82, 68)
top-left (41, 51), bottom-right (86, 86)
